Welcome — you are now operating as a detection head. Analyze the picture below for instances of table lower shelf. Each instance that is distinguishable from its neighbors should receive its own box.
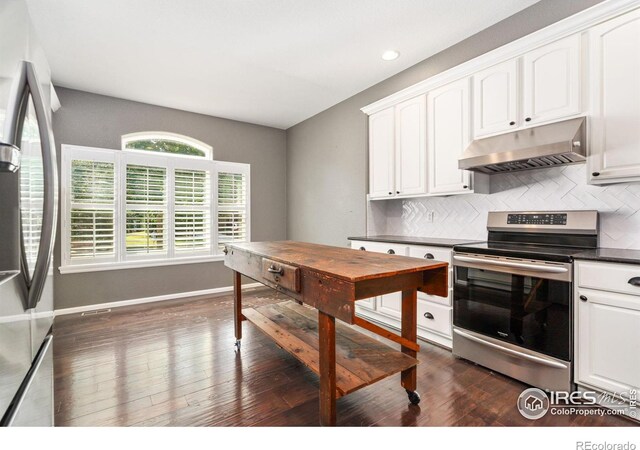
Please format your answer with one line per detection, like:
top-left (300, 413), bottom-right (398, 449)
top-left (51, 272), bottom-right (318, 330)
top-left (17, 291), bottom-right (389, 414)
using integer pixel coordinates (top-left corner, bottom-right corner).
top-left (242, 301), bottom-right (419, 397)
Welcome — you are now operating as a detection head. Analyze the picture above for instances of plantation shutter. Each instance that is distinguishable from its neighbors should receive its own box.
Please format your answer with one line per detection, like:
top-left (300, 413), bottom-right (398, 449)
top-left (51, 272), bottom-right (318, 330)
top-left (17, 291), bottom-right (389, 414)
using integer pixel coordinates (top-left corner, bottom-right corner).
top-left (62, 145), bottom-right (252, 271)
top-left (68, 157), bottom-right (116, 262)
top-left (174, 168), bottom-right (211, 253)
top-left (125, 164), bottom-right (167, 256)
top-left (217, 164), bottom-right (249, 251)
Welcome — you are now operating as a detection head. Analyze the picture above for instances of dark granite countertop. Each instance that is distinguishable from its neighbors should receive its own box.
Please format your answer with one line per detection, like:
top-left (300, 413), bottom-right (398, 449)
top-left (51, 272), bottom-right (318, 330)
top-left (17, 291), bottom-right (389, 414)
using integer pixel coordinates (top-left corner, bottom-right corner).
top-left (348, 235), bottom-right (482, 248)
top-left (573, 248), bottom-right (640, 265)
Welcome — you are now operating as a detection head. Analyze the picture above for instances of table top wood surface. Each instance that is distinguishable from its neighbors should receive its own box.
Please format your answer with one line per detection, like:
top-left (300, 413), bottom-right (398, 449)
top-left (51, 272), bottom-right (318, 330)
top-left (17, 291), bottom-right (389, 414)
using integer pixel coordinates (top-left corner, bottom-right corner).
top-left (227, 241), bottom-right (448, 282)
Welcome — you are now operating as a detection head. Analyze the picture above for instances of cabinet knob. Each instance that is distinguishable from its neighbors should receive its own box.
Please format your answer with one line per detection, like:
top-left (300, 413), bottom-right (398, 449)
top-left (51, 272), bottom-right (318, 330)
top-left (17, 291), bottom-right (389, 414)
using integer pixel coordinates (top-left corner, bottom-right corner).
top-left (387, 249), bottom-right (395, 255)
top-left (389, 191), bottom-right (393, 195)
top-left (579, 295), bottom-right (588, 302)
top-left (396, 191), bottom-right (400, 194)
top-left (628, 277), bottom-right (640, 287)
top-left (359, 246), bottom-right (366, 251)
top-left (462, 185), bottom-right (468, 189)
top-left (509, 121), bottom-right (515, 126)
top-left (424, 253), bottom-right (434, 260)
top-left (424, 312), bottom-right (434, 320)
top-left (592, 172), bottom-right (600, 177)
top-left (525, 117), bottom-right (532, 122)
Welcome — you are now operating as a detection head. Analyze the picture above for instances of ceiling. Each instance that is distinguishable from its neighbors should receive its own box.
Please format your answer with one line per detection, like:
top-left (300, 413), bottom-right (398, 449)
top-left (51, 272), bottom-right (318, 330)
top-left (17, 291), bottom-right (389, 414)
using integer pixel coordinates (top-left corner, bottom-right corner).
top-left (26, 0), bottom-right (539, 129)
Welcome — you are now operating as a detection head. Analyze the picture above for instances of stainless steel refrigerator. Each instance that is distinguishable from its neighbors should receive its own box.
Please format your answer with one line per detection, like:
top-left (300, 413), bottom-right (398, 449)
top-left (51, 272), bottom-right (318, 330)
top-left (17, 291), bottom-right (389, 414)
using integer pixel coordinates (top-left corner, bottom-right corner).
top-left (0, 0), bottom-right (57, 426)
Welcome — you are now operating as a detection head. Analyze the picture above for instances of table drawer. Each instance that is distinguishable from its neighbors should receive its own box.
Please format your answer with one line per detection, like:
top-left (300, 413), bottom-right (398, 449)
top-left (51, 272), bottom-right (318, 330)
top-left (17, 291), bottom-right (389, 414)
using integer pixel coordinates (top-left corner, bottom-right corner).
top-left (577, 261), bottom-right (640, 297)
top-left (417, 301), bottom-right (452, 338)
top-left (261, 258), bottom-right (301, 293)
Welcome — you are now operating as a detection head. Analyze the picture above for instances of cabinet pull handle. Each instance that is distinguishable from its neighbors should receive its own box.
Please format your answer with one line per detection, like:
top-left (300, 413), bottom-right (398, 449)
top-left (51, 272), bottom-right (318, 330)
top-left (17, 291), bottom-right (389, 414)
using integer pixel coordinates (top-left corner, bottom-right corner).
top-left (387, 249), bottom-right (395, 255)
top-left (462, 185), bottom-right (468, 189)
top-left (525, 117), bottom-right (532, 122)
top-left (579, 295), bottom-right (588, 302)
top-left (628, 277), bottom-right (640, 287)
top-left (592, 172), bottom-right (600, 177)
top-left (396, 191), bottom-right (400, 194)
top-left (424, 253), bottom-right (434, 260)
top-left (424, 312), bottom-right (434, 320)
top-left (359, 246), bottom-right (366, 251)
top-left (509, 121), bottom-right (515, 126)
top-left (267, 265), bottom-right (284, 275)
top-left (389, 191), bottom-right (393, 195)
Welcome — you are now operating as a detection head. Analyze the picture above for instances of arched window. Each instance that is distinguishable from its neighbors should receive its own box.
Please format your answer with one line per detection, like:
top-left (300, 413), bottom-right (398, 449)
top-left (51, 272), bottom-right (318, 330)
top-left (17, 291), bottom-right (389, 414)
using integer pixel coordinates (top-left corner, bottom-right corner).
top-left (122, 132), bottom-right (213, 159)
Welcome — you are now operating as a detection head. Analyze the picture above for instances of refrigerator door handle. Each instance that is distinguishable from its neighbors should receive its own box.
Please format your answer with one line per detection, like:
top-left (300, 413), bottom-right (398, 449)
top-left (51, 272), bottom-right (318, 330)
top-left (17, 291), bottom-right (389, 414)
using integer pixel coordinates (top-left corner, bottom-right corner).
top-left (21, 61), bottom-right (58, 310)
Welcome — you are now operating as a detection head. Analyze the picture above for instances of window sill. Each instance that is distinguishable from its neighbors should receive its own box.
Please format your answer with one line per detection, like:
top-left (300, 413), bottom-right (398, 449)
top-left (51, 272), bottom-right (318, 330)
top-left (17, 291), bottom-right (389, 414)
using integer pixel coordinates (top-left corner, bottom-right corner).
top-left (58, 255), bottom-right (225, 275)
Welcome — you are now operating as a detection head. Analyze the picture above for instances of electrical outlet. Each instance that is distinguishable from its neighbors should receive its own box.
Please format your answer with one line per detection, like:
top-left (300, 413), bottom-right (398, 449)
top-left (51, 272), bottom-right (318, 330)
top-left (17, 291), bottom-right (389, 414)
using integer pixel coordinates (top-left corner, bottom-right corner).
top-left (426, 211), bottom-right (434, 222)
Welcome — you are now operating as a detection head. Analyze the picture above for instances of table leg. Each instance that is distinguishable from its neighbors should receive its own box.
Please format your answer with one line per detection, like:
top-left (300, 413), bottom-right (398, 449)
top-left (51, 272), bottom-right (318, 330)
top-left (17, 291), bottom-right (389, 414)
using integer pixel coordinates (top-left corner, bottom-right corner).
top-left (233, 271), bottom-right (242, 350)
top-left (401, 289), bottom-right (419, 404)
top-left (318, 310), bottom-right (336, 426)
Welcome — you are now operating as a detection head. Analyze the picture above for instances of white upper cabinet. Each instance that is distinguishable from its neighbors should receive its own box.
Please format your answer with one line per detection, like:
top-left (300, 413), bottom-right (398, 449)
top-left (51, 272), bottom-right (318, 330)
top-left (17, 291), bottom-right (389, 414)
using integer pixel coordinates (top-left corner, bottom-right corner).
top-left (394, 95), bottom-right (427, 197)
top-left (427, 78), bottom-right (472, 195)
top-left (588, 9), bottom-right (640, 184)
top-left (522, 34), bottom-right (581, 125)
top-left (368, 97), bottom-right (427, 199)
top-left (368, 107), bottom-right (395, 199)
top-left (473, 59), bottom-right (519, 137)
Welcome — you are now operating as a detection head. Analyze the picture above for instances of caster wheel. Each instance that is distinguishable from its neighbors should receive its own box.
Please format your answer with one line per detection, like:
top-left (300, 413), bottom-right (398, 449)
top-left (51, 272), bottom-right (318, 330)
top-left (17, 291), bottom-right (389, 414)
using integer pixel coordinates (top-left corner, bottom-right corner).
top-left (406, 389), bottom-right (421, 405)
top-left (234, 339), bottom-right (241, 351)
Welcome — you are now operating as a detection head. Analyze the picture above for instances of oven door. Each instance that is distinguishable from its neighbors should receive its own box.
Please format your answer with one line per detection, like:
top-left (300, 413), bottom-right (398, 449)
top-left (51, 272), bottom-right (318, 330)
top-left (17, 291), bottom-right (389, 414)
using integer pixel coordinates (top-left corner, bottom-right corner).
top-left (453, 253), bottom-right (572, 361)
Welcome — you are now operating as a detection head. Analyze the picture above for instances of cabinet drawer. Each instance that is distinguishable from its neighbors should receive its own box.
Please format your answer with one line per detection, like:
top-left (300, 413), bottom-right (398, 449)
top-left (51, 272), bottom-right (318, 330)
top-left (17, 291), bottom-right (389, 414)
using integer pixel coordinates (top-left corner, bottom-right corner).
top-left (577, 261), bottom-right (640, 297)
top-left (407, 245), bottom-right (452, 264)
top-left (417, 301), bottom-right (452, 338)
top-left (261, 258), bottom-right (300, 293)
top-left (351, 241), bottom-right (409, 256)
top-left (419, 288), bottom-right (452, 307)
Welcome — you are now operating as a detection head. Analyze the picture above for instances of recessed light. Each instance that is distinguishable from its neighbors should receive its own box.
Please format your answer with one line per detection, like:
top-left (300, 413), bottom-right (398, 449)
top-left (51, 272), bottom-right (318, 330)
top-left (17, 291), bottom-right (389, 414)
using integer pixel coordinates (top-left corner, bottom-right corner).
top-left (382, 50), bottom-right (400, 61)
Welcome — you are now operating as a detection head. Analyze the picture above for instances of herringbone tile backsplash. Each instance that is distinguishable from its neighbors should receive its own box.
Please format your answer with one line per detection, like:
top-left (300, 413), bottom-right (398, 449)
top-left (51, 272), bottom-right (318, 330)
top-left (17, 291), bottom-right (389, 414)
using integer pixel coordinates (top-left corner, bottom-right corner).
top-left (368, 164), bottom-right (640, 249)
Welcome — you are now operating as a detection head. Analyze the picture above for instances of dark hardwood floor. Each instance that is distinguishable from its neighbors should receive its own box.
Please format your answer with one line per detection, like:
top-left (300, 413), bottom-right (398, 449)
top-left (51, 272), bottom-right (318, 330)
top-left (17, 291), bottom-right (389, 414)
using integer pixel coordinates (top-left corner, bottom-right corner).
top-left (53, 288), bottom-right (635, 427)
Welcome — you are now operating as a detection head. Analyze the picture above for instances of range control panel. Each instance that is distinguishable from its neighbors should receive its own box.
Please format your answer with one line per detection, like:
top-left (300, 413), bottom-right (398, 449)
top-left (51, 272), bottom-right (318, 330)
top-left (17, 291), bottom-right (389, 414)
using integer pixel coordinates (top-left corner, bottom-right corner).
top-left (507, 213), bottom-right (567, 225)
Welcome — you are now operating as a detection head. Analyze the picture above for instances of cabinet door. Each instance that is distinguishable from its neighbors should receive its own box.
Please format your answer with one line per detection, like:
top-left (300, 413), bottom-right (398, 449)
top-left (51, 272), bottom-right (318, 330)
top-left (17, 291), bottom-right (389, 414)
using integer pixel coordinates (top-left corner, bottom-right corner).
top-left (473, 59), bottom-right (519, 137)
top-left (350, 241), bottom-right (376, 311)
top-left (368, 243), bottom-right (408, 320)
top-left (522, 34), bottom-right (581, 125)
top-left (427, 78), bottom-right (471, 195)
top-left (368, 107), bottom-right (395, 199)
top-left (588, 9), bottom-right (640, 184)
top-left (394, 95), bottom-right (427, 196)
top-left (576, 289), bottom-right (640, 395)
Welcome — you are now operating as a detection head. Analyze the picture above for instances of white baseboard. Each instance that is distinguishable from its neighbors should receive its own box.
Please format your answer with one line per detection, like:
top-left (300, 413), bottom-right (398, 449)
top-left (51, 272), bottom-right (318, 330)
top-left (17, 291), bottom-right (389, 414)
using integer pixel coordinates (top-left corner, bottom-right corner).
top-left (54, 282), bottom-right (263, 316)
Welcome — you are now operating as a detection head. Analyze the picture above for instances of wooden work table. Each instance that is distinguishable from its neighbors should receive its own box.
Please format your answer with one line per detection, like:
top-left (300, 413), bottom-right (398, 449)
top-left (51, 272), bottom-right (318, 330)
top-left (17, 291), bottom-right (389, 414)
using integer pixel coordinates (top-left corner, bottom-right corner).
top-left (224, 240), bottom-right (448, 426)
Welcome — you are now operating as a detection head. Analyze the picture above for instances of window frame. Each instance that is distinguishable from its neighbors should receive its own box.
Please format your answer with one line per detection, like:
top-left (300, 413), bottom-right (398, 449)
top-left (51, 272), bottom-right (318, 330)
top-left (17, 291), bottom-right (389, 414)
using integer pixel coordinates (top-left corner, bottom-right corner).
top-left (59, 144), bottom-right (250, 274)
top-left (121, 131), bottom-right (213, 160)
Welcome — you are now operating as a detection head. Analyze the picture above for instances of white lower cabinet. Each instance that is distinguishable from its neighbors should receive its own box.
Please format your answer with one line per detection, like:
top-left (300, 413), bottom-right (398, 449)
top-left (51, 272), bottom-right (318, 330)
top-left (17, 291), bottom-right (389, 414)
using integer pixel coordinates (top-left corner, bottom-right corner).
top-left (575, 261), bottom-right (640, 399)
top-left (350, 240), bottom-right (453, 349)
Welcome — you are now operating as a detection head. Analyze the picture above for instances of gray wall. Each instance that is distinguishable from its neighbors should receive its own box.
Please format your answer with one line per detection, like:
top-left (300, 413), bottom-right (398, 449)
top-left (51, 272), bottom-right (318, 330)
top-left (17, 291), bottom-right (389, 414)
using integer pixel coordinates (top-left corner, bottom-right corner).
top-left (53, 88), bottom-right (287, 309)
top-left (286, 0), bottom-right (604, 247)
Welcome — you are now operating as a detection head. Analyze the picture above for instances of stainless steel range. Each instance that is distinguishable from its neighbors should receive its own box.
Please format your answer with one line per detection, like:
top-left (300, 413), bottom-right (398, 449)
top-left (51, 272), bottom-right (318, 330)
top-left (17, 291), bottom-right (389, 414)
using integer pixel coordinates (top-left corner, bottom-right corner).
top-left (452, 210), bottom-right (599, 392)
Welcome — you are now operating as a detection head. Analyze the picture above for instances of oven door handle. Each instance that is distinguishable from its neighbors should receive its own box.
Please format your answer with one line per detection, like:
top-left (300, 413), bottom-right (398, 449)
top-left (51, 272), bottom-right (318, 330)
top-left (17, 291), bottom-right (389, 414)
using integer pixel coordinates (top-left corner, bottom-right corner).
top-left (453, 329), bottom-right (568, 369)
top-left (453, 255), bottom-right (568, 273)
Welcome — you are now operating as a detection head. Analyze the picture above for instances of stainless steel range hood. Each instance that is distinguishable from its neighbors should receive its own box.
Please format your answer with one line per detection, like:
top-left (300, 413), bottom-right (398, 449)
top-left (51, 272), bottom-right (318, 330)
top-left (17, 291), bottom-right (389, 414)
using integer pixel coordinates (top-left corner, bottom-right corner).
top-left (458, 117), bottom-right (586, 174)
